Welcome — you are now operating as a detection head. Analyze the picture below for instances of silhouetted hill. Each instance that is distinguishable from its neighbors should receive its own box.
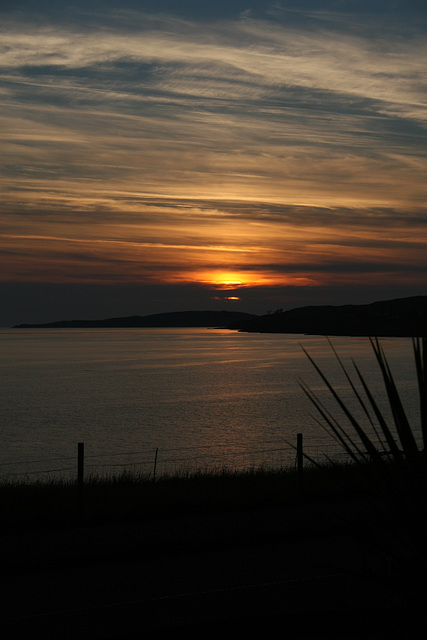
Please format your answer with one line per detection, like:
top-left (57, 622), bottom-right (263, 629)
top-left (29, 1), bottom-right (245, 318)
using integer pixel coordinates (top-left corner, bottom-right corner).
top-left (13, 297), bottom-right (427, 335)
top-left (228, 296), bottom-right (427, 337)
top-left (14, 310), bottom-right (258, 329)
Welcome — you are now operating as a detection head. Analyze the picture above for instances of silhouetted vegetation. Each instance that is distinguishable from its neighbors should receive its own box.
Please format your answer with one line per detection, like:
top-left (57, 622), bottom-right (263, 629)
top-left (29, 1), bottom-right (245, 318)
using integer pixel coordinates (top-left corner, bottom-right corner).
top-left (1, 461), bottom-right (376, 532)
top-left (300, 336), bottom-right (427, 628)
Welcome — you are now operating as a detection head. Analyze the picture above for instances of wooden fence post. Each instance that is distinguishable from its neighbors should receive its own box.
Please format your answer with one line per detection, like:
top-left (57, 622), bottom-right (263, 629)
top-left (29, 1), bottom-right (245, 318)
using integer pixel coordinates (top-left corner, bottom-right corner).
top-left (153, 447), bottom-right (158, 481)
top-left (77, 442), bottom-right (84, 517)
top-left (297, 433), bottom-right (303, 493)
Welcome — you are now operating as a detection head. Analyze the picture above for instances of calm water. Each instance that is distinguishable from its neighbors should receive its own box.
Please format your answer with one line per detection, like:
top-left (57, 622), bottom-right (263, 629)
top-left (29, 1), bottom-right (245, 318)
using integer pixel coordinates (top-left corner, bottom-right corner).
top-left (0, 328), bottom-right (421, 479)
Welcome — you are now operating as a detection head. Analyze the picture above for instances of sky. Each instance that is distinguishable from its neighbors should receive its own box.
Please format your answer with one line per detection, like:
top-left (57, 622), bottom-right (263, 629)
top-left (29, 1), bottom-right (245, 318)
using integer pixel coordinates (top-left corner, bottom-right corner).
top-left (1, 0), bottom-right (427, 325)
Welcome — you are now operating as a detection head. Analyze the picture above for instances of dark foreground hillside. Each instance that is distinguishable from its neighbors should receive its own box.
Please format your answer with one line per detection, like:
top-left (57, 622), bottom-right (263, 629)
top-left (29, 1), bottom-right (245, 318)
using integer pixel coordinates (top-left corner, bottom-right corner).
top-left (1, 467), bottom-right (424, 639)
top-left (1, 502), bottom-right (396, 639)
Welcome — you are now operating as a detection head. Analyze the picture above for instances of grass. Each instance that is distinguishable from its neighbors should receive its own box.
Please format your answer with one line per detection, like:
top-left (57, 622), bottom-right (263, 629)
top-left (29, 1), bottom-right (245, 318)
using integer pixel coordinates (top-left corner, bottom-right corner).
top-left (1, 460), bottom-right (378, 532)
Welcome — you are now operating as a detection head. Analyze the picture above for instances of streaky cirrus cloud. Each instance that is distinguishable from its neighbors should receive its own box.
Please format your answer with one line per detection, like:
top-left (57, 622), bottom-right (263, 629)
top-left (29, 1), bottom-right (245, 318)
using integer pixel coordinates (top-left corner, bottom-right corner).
top-left (0, 0), bottom-right (427, 324)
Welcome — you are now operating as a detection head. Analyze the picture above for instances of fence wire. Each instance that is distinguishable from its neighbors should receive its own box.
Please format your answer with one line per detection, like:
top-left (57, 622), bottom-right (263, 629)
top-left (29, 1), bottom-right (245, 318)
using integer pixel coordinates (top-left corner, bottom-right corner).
top-left (0, 438), bottom-right (352, 482)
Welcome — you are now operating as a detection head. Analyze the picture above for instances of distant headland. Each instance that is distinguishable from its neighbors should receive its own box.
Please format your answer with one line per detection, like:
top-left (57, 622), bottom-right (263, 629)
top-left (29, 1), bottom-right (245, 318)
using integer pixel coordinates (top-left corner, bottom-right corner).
top-left (13, 310), bottom-right (257, 329)
top-left (13, 295), bottom-right (427, 337)
top-left (229, 295), bottom-right (427, 337)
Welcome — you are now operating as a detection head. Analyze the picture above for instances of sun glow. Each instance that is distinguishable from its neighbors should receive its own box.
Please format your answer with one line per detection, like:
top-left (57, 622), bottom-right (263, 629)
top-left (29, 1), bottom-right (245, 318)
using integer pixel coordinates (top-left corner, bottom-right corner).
top-left (199, 272), bottom-right (250, 289)
top-left (195, 270), bottom-right (292, 290)
top-left (215, 279), bottom-right (244, 289)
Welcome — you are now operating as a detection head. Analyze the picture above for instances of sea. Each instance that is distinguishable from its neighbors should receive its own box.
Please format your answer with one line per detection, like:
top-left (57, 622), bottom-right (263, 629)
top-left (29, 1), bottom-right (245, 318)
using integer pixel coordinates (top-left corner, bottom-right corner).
top-left (0, 327), bottom-right (422, 481)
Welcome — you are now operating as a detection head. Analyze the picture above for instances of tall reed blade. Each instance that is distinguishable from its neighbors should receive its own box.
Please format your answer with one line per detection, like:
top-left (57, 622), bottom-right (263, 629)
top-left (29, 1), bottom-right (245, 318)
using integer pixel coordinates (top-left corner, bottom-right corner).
top-left (298, 379), bottom-right (369, 463)
top-left (370, 338), bottom-right (419, 462)
top-left (413, 337), bottom-right (427, 451)
top-left (352, 362), bottom-right (403, 462)
top-left (301, 336), bottom-right (427, 630)
top-left (300, 345), bottom-right (386, 464)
